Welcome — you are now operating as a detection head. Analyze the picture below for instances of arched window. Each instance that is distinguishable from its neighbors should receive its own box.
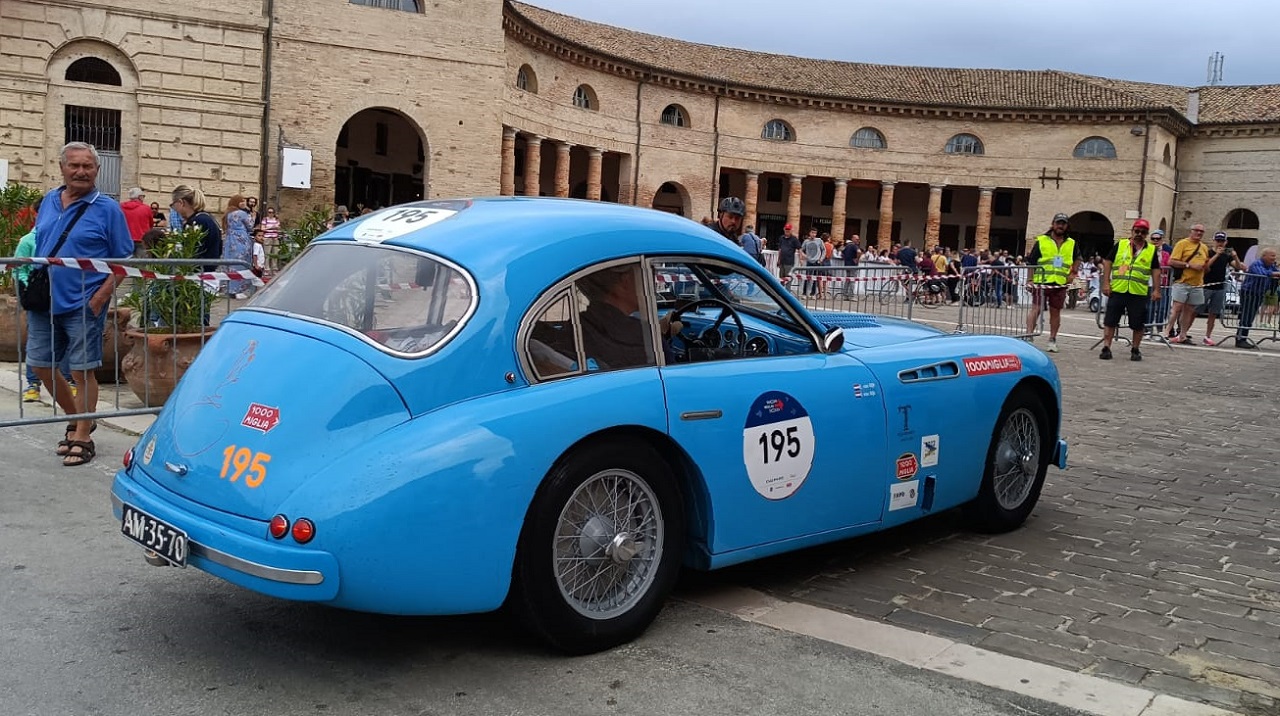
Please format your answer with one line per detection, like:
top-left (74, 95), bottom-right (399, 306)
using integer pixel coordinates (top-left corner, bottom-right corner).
top-left (944, 133), bottom-right (983, 155)
top-left (762, 119), bottom-right (794, 142)
top-left (1225, 208), bottom-right (1260, 230)
top-left (850, 127), bottom-right (886, 149)
top-left (349, 0), bottom-right (420, 11)
top-left (515, 65), bottom-right (537, 93)
top-left (1073, 137), bottom-right (1117, 159)
top-left (660, 104), bottom-right (689, 127)
top-left (65, 57), bottom-right (122, 86)
top-left (573, 85), bottom-right (596, 110)
top-left (1162, 143), bottom-right (1172, 166)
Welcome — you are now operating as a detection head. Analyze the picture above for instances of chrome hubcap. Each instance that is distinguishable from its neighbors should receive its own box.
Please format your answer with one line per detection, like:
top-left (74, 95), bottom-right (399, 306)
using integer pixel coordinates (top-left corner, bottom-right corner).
top-left (555, 469), bottom-right (663, 620)
top-left (992, 408), bottom-right (1041, 510)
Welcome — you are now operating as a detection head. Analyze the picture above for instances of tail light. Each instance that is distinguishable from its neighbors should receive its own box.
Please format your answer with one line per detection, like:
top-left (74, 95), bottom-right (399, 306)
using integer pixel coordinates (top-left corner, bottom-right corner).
top-left (291, 518), bottom-right (315, 544)
top-left (268, 514), bottom-right (289, 539)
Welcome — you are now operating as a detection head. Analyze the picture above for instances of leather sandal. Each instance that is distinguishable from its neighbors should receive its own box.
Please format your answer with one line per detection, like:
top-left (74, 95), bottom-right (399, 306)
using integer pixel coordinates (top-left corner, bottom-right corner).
top-left (62, 440), bottom-right (95, 467)
top-left (56, 421), bottom-right (97, 457)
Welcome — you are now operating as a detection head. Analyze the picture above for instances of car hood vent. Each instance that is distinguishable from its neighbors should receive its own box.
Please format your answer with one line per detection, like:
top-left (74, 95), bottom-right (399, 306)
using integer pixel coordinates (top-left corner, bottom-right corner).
top-left (814, 312), bottom-right (880, 330)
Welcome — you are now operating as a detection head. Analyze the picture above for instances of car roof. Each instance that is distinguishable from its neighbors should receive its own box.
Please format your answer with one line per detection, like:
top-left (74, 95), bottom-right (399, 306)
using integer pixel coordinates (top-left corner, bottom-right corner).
top-left (315, 197), bottom-right (747, 280)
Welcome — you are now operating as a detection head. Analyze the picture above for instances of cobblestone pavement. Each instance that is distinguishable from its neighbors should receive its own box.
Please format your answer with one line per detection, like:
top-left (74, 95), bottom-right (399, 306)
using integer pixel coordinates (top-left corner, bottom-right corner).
top-left (717, 313), bottom-right (1280, 715)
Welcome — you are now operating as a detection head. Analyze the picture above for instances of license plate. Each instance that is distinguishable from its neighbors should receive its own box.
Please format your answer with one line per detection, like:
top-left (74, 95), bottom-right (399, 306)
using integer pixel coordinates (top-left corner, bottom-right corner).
top-left (120, 503), bottom-right (188, 567)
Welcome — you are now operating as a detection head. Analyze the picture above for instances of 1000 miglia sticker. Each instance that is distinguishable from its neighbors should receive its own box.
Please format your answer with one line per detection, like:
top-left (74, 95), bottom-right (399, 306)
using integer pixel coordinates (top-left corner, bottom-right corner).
top-left (743, 391), bottom-right (815, 500)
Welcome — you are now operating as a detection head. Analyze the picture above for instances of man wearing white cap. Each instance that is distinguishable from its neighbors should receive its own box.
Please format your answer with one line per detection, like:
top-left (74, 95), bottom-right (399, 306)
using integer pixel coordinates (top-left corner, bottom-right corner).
top-left (120, 187), bottom-right (153, 257)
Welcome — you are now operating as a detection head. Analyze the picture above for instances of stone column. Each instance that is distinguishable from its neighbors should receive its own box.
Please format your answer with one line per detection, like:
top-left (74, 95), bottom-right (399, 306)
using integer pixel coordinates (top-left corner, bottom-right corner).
top-left (500, 127), bottom-right (517, 196)
top-left (786, 174), bottom-right (804, 232)
top-left (554, 141), bottom-right (573, 198)
top-left (743, 171), bottom-right (760, 231)
top-left (586, 148), bottom-right (603, 201)
top-left (925, 183), bottom-right (944, 247)
top-left (617, 154), bottom-right (634, 205)
top-left (877, 181), bottom-right (896, 248)
top-left (522, 134), bottom-right (543, 197)
top-left (831, 179), bottom-right (848, 242)
top-left (975, 187), bottom-right (995, 252)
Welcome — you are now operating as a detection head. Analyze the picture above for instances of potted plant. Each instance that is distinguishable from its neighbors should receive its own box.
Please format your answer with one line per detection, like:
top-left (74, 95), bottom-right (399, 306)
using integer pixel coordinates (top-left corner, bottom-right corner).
top-left (119, 224), bottom-right (217, 406)
top-left (271, 205), bottom-right (331, 268)
top-left (0, 183), bottom-right (43, 362)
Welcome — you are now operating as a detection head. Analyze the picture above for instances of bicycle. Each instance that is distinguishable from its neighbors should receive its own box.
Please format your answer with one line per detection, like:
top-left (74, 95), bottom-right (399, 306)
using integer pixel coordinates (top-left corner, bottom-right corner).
top-left (879, 273), bottom-right (945, 309)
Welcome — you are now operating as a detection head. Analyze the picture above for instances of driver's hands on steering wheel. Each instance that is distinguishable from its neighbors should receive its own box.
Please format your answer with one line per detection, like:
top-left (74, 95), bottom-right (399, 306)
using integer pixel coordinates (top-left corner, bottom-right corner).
top-left (659, 313), bottom-right (685, 338)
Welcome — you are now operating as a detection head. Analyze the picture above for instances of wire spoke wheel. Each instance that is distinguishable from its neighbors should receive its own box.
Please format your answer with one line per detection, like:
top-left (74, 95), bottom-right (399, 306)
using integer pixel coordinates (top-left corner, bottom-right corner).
top-left (991, 407), bottom-right (1041, 510)
top-left (553, 468), bottom-right (664, 620)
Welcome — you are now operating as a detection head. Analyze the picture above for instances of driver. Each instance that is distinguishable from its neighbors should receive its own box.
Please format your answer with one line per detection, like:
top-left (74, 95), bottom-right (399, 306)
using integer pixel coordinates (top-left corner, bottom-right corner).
top-left (709, 197), bottom-right (745, 244)
top-left (578, 266), bottom-right (682, 371)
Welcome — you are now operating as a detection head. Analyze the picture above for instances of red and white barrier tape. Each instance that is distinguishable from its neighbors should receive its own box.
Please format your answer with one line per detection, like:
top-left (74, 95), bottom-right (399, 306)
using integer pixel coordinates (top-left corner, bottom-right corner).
top-left (2, 257), bottom-right (263, 284)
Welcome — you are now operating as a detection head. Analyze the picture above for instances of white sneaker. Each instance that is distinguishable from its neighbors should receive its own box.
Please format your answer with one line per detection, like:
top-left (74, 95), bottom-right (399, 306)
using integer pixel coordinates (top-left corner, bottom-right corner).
top-left (1047, 339), bottom-right (1059, 353)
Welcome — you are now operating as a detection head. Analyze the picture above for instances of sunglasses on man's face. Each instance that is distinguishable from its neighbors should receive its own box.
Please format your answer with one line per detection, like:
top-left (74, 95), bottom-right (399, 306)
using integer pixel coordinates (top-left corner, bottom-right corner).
top-left (1134, 228), bottom-right (1148, 235)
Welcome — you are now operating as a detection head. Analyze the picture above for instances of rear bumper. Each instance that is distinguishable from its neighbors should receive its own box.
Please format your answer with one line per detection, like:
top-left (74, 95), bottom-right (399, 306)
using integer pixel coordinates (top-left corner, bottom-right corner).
top-left (1054, 439), bottom-right (1069, 470)
top-left (111, 471), bottom-right (339, 601)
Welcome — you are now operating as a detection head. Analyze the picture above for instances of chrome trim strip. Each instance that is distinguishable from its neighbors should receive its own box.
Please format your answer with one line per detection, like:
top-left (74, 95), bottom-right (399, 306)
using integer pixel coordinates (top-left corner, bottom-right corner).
top-left (111, 494), bottom-right (324, 586)
top-left (680, 410), bottom-right (723, 421)
top-left (189, 543), bottom-right (325, 586)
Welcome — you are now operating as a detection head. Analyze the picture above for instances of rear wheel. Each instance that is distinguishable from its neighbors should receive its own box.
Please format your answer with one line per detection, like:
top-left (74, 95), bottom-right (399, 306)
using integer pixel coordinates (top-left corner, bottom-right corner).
top-left (512, 439), bottom-right (684, 654)
top-left (969, 388), bottom-right (1052, 533)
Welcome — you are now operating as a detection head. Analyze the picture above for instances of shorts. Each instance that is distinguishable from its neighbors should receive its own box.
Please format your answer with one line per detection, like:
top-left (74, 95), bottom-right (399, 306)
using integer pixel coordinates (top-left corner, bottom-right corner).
top-left (1031, 285), bottom-right (1068, 310)
top-left (25, 305), bottom-right (108, 372)
top-left (1169, 282), bottom-right (1204, 306)
top-left (779, 263), bottom-right (795, 279)
top-left (1202, 287), bottom-right (1225, 316)
top-left (1103, 291), bottom-right (1149, 331)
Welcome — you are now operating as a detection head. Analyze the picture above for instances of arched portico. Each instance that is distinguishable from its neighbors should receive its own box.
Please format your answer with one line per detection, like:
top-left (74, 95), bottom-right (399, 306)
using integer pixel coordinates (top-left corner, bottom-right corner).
top-left (334, 107), bottom-right (428, 213)
top-left (1068, 211), bottom-right (1115, 260)
top-left (650, 181), bottom-right (690, 217)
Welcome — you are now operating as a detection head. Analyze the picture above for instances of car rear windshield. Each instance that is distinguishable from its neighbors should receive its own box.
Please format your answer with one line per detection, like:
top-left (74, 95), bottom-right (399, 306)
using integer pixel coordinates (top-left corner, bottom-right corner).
top-left (249, 243), bottom-right (475, 356)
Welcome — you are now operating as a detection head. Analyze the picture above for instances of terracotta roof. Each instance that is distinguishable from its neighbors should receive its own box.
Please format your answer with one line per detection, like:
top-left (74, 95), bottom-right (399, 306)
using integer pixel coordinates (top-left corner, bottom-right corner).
top-left (508, 1), bottom-right (1280, 123)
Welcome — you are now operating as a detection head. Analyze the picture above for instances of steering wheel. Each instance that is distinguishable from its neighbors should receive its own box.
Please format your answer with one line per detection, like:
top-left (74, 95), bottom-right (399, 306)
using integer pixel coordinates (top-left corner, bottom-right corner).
top-left (669, 298), bottom-right (746, 361)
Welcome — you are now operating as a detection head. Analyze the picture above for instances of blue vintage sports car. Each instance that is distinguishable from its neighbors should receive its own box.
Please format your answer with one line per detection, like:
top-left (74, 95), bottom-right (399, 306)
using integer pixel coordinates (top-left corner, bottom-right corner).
top-left (112, 198), bottom-right (1067, 654)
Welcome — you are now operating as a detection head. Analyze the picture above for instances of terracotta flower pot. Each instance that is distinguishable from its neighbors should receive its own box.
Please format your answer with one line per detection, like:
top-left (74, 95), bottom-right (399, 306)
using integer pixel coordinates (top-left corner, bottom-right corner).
top-left (121, 327), bottom-right (215, 407)
top-left (95, 306), bottom-right (135, 383)
top-left (0, 294), bottom-right (26, 363)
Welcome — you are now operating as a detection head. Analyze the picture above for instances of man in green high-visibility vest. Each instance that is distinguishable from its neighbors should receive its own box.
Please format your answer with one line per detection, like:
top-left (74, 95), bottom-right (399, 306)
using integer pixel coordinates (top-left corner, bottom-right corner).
top-left (1024, 212), bottom-right (1080, 352)
top-left (1098, 219), bottom-right (1162, 361)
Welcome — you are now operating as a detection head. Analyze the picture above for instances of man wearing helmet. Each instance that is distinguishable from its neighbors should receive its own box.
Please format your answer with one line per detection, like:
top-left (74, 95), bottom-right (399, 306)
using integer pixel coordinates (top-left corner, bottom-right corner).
top-left (710, 196), bottom-right (745, 244)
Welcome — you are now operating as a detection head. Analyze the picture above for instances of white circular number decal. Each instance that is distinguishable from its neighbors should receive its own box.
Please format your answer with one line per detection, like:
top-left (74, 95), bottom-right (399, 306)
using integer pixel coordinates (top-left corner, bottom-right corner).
top-left (352, 206), bottom-right (457, 242)
top-left (742, 391), bottom-right (815, 500)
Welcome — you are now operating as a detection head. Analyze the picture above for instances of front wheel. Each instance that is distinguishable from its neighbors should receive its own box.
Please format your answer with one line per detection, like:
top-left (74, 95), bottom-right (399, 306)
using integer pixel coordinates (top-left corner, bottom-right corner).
top-left (511, 439), bottom-right (684, 654)
top-left (968, 388), bottom-right (1052, 533)
top-left (1088, 296), bottom-right (1100, 313)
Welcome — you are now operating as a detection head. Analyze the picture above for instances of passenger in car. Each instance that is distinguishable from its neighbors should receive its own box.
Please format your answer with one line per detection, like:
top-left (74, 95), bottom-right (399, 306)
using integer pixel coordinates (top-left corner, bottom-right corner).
top-left (578, 265), bottom-right (652, 371)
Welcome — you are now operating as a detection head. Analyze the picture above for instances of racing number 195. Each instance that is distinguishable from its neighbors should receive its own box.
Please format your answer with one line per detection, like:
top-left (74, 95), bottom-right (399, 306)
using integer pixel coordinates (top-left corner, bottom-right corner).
top-left (758, 427), bottom-right (801, 464)
top-left (220, 446), bottom-right (270, 488)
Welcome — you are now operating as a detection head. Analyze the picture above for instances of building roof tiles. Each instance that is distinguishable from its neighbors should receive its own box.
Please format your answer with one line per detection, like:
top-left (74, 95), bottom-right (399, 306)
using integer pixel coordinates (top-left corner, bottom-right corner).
top-left (509, 1), bottom-right (1280, 124)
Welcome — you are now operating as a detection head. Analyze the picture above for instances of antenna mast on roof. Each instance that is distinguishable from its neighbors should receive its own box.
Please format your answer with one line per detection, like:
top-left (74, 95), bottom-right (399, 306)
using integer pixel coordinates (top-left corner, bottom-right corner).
top-left (1206, 52), bottom-right (1224, 86)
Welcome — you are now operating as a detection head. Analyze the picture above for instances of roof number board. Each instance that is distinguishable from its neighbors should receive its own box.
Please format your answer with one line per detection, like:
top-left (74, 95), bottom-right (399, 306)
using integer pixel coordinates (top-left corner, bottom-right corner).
top-left (353, 207), bottom-right (457, 243)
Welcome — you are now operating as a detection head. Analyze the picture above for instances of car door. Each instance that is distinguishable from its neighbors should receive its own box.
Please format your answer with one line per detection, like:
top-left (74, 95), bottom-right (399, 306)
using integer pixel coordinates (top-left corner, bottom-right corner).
top-left (652, 259), bottom-right (888, 557)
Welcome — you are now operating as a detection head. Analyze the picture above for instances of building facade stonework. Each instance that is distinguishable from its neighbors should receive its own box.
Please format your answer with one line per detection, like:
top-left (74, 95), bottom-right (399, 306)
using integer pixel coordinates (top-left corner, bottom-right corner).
top-left (3, 0), bottom-right (1277, 255)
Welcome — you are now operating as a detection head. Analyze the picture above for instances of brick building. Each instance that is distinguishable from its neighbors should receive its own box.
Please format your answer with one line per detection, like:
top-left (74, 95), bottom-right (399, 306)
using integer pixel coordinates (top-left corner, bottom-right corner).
top-left (2, 0), bottom-right (1277, 255)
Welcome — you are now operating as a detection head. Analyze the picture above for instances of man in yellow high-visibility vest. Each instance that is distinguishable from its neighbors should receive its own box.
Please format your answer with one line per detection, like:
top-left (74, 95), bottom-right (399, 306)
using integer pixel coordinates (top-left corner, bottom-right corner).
top-left (1099, 219), bottom-right (1162, 361)
top-left (1025, 212), bottom-right (1079, 352)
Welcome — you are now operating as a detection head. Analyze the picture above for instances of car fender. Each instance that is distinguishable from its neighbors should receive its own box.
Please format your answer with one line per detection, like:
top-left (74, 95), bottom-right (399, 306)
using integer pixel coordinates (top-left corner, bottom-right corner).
top-left (272, 368), bottom-right (669, 615)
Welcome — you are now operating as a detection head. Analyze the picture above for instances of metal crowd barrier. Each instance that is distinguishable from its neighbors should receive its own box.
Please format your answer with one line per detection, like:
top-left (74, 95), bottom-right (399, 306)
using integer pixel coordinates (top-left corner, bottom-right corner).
top-left (955, 265), bottom-right (1042, 338)
top-left (1217, 271), bottom-right (1280, 348)
top-left (784, 264), bottom-right (925, 322)
top-left (1, 257), bottom-right (256, 428)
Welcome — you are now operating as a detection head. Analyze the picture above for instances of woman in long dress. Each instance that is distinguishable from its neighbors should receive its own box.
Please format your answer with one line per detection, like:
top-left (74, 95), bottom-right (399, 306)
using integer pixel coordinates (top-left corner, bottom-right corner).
top-left (223, 195), bottom-right (255, 298)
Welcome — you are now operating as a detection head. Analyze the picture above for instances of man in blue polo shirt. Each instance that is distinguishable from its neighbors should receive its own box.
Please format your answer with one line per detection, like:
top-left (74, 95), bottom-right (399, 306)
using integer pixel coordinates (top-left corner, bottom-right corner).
top-left (29, 141), bottom-right (134, 467)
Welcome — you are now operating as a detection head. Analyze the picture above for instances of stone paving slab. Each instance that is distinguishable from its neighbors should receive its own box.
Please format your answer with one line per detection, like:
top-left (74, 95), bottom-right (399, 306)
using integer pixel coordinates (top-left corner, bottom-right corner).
top-left (720, 329), bottom-right (1280, 714)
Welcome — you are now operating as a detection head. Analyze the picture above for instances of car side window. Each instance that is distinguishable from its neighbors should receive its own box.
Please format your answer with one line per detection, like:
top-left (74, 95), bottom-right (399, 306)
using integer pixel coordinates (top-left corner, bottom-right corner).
top-left (654, 260), bottom-right (817, 363)
top-left (523, 261), bottom-right (658, 381)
